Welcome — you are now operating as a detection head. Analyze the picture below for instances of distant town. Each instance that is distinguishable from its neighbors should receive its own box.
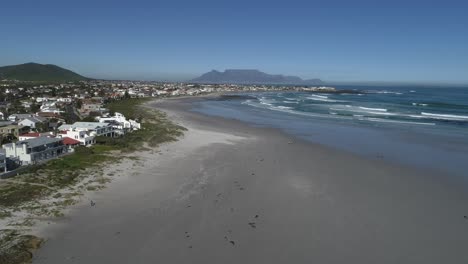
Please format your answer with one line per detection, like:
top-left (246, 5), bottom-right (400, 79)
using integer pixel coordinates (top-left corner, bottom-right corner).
top-left (0, 78), bottom-right (337, 175)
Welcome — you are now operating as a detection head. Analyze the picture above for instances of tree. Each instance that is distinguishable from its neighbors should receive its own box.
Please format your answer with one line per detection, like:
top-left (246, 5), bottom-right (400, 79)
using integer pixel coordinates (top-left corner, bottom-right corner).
top-left (1, 134), bottom-right (17, 144)
top-left (76, 99), bottom-right (83, 109)
top-left (35, 122), bottom-right (49, 132)
top-left (30, 103), bottom-right (41, 113)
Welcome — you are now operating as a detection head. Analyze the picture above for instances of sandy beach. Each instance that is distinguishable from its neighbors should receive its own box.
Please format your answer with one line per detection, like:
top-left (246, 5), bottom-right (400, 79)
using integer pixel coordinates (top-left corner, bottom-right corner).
top-left (32, 98), bottom-right (468, 264)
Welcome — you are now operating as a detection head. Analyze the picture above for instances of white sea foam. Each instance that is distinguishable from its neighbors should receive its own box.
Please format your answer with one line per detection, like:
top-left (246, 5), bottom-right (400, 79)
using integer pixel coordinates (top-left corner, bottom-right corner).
top-left (358, 106), bottom-right (387, 112)
top-left (421, 112), bottom-right (468, 121)
top-left (259, 97), bottom-right (275, 106)
top-left (283, 101), bottom-right (299, 104)
top-left (365, 118), bottom-right (436, 126)
top-left (412, 103), bottom-right (428, 106)
top-left (330, 105), bottom-right (396, 116)
top-left (368, 90), bottom-right (403, 95)
top-left (305, 95), bottom-right (346, 103)
top-left (275, 106), bottom-right (293, 110)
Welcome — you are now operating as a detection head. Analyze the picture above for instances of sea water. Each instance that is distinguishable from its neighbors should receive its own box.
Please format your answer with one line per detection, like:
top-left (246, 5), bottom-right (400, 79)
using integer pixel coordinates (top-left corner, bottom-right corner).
top-left (192, 85), bottom-right (468, 177)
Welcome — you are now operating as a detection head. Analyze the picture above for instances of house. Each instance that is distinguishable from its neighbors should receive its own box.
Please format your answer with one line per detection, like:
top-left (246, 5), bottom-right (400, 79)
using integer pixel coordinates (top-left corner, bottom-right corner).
top-left (2, 137), bottom-right (67, 166)
top-left (57, 129), bottom-right (95, 146)
top-left (18, 132), bottom-right (54, 141)
top-left (0, 153), bottom-right (6, 173)
top-left (97, 112), bottom-right (141, 132)
top-left (8, 114), bottom-right (35, 122)
top-left (0, 122), bottom-right (28, 138)
top-left (40, 101), bottom-right (64, 114)
top-left (80, 99), bottom-right (108, 116)
top-left (18, 116), bottom-right (47, 129)
top-left (58, 122), bottom-right (117, 137)
top-left (62, 137), bottom-right (81, 151)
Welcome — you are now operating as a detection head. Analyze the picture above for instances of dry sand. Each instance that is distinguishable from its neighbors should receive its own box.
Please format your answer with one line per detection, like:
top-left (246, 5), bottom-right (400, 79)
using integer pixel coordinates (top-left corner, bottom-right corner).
top-left (33, 98), bottom-right (468, 264)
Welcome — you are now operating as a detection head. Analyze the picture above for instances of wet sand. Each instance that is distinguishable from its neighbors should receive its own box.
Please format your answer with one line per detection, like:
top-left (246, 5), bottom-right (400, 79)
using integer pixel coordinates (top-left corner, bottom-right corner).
top-left (33, 98), bottom-right (468, 264)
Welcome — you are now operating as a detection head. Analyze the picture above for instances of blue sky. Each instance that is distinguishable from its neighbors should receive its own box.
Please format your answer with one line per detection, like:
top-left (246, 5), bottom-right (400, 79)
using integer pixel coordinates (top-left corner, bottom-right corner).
top-left (1, 0), bottom-right (468, 84)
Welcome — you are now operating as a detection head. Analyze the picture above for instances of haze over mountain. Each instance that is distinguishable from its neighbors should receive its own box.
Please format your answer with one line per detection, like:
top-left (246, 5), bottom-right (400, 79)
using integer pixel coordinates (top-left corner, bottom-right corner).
top-left (191, 69), bottom-right (324, 85)
top-left (0, 62), bottom-right (87, 82)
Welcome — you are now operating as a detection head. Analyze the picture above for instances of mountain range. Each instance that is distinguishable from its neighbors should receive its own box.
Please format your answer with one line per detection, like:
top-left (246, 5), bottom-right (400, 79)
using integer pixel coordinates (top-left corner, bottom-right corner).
top-left (0, 62), bottom-right (87, 81)
top-left (190, 69), bottom-right (324, 85)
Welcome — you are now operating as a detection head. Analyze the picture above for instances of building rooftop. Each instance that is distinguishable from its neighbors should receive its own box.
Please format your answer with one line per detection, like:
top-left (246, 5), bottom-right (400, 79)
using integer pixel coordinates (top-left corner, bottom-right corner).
top-left (5, 137), bottom-right (62, 149)
top-left (0, 121), bottom-right (14, 127)
top-left (62, 137), bottom-right (81, 145)
top-left (58, 122), bottom-right (110, 131)
top-left (20, 132), bottom-right (41, 138)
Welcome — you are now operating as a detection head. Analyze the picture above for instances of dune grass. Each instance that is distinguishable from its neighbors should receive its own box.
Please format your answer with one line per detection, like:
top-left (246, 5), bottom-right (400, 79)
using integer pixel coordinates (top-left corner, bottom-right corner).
top-left (0, 98), bottom-right (185, 263)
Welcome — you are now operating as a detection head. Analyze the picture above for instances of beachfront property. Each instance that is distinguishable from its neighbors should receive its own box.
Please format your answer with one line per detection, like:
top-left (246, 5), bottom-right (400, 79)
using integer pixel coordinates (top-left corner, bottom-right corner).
top-left (97, 112), bottom-right (141, 132)
top-left (62, 137), bottom-right (81, 152)
top-left (57, 129), bottom-right (96, 146)
top-left (2, 137), bottom-right (68, 166)
top-left (0, 153), bottom-right (6, 173)
top-left (58, 122), bottom-right (118, 138)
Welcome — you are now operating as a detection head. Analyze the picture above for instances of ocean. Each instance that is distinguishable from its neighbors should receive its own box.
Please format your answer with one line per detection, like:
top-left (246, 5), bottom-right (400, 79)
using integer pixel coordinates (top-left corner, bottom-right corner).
top-left (191, 85), bottom-right (468, 177)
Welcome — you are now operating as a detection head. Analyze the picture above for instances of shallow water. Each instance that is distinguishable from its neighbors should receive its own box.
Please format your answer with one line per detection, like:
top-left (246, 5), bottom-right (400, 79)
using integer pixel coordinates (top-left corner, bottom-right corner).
top-left (192, 86), bottom-right (468, 177)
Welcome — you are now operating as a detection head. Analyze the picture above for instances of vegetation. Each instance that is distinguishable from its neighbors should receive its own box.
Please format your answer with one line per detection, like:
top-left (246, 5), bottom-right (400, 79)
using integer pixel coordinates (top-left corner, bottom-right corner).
top-left (0, 98), bottom-right (185, 263)
top-left (0, 230), bottom-right (42, 264)
top-left (0, 62), bottom-right (87, 82)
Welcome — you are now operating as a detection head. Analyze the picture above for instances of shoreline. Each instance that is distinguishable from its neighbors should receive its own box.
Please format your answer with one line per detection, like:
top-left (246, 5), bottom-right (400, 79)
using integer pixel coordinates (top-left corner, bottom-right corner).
top-left (31, 97), bottom-right (468, 263)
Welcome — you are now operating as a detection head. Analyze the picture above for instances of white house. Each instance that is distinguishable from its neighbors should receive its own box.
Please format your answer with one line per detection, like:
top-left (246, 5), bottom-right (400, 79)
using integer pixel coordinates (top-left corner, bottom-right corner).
top-left (57, 97), bottom-right (72, 103)
top-left (97, 112), bottom-right (141, 132)
top-left (40, 101), bottom-right (64, 114)
top-left (57, 129), bottom-right (95, 146)
top-left (58, 122), bottom-right (118, 137)
top-left (2, 137), bottom-right (68, 166)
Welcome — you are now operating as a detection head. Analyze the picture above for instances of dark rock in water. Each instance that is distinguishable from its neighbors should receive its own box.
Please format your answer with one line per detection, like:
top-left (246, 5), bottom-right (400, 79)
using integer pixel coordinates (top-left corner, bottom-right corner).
top-left (229, 240), bottom-right (236, 246)
top-left (255, 215), bottom-right (259, 218)
top-left (248, 222), bottom-right (257, 228)
top-left (464, 215), bottom-right (467, 219)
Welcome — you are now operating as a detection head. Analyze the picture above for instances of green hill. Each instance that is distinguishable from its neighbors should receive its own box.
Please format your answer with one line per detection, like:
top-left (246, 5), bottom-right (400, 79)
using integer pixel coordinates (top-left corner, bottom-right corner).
top-left (0, 62), bottom-right (88, 81)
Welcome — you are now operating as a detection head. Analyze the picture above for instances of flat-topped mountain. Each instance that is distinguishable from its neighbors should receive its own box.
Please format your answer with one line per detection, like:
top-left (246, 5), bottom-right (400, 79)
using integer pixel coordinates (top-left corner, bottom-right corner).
top-left (0, 62), bottom-right (88, 81)
top-left (190, 69), bottom-right (324, 85)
